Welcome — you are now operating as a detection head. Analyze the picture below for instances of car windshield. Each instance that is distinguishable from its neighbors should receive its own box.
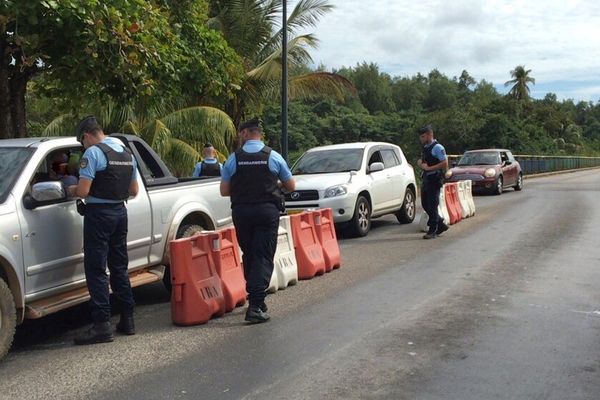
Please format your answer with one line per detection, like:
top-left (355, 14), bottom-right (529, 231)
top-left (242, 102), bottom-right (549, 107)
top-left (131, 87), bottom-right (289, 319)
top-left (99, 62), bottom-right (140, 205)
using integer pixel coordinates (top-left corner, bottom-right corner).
top-left (0, 147), bottom-right (33, 203)
top-left (292, 148), bottom-right (363, 174)
top-left (458, 151), bottom-right (501, 166)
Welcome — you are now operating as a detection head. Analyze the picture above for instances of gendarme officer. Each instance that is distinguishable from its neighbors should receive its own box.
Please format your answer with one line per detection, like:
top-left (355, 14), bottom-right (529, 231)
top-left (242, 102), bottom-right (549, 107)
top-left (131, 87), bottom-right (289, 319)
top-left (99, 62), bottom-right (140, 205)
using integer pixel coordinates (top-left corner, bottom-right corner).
top-left (220, 118), bottom-right (295, 324)
top-left (192, 143), bottom-right (222, 177)
top-left (69, 116), bottom-right (139, 345)
top-left (417, 124), bottom-right (449, 239)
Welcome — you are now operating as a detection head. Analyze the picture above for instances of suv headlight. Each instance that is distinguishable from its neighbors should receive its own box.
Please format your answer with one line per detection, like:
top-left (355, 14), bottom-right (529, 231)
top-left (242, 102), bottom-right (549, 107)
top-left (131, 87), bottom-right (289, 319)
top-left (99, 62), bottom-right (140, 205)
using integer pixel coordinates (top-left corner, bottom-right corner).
top-left (484, 168), bottom-right (497, 178)
top-left (324, 184), bottom-right (348, 198)
top-left (445, 170), bottom-right (453, 179)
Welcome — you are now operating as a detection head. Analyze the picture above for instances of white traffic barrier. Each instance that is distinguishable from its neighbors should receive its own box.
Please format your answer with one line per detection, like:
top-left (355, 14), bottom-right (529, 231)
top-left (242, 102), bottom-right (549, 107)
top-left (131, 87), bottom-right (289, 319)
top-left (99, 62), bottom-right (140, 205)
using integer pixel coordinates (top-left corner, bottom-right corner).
top-left (267, 216), bottom-right (299, 293)
top-left (457, 181), bottom-right (472, 218)
top-left (439, 186), bottom-right (451, 226)
top-left (464, 180), bottom-right (476, 216)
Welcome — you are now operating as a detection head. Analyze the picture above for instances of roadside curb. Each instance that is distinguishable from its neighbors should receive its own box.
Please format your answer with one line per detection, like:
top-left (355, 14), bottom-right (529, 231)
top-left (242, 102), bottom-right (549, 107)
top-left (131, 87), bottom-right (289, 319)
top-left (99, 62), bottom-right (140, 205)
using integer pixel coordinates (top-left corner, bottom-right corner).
top-left (523, 166), bottom-right (600, 180)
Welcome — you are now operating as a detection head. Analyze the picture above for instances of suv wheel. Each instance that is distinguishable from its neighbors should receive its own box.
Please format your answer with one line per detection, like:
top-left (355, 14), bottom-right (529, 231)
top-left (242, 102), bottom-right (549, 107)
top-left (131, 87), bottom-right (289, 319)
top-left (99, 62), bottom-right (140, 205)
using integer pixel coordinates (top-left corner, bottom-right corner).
top-left (0, 279), bottom-right (16, 361)
top-left (349, 195), bottom-right (371, 237)
top-left (396, 187), bottom-right (416, 224)
top-left (163, 224), bottom-right (205, 292)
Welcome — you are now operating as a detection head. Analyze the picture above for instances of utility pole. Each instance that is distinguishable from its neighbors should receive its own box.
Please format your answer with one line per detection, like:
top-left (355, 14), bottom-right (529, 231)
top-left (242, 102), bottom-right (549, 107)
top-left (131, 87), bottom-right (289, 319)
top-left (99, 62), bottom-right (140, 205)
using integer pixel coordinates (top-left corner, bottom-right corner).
top-left (281, 0), bottom-right (289, 162)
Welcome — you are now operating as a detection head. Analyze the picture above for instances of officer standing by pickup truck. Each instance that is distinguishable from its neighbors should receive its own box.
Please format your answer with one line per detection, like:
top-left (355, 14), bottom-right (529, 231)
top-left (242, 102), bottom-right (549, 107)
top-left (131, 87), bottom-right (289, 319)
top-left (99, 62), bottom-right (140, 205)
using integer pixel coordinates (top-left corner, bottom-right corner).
top-left (69, 116), bottom-right (139, 345)
top-left (192, 143), bottom-right (222, 177)
top-left (417, 124), bottom-right (449, 239)
top-left (220, 118), bottom-right (295, 324)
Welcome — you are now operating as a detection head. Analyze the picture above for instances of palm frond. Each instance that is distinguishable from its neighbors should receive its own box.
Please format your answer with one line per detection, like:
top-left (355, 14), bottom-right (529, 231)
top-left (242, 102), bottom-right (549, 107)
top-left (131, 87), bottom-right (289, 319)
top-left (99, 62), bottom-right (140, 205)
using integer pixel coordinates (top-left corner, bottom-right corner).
top-left (161, 138), bottom-right (203, 177)
top-left (256, 72), bottom-right (356, 103)
top-left (249, 35), bottom-right (318, 81)
top-left (140, 119), bottom-right (173, 158)
top-left (42, 114), bottom-right (78, 137)
top-left (122, 120), bottom-right (140, 136)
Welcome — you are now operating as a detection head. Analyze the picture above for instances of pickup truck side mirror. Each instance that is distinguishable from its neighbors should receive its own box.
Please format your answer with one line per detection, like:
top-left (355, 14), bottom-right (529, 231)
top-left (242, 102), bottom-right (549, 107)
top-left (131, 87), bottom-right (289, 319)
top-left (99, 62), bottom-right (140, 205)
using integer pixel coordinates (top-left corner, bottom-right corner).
top-left (368, 162), bottom-right (384, 173)
top-left (24, 182), bottom-right (67, 209)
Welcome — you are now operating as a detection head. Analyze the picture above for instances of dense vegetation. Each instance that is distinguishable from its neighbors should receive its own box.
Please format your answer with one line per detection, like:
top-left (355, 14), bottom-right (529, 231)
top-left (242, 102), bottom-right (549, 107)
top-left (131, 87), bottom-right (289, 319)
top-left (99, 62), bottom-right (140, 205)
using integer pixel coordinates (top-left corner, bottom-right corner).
top-left (2, 1), bottom-right (599, 174)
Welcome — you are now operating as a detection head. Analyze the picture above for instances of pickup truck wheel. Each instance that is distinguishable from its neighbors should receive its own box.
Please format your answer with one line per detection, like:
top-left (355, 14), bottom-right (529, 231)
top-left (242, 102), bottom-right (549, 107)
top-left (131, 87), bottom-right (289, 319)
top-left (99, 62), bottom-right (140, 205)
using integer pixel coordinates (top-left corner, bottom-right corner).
top-left (348, 195), bottom-right (371, 237)
top-left (396, 187), bottom-right (416, 224)
top-left (163, 224), bottom-right (206, 292)
top-left (0, 279), bottom-right (16, 361)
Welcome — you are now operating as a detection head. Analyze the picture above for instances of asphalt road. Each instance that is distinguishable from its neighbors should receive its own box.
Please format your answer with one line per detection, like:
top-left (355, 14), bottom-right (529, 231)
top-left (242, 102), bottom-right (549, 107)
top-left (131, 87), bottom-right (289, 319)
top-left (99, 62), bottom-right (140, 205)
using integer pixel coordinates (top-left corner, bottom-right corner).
top-left (1, 169), bottom-right (599, 400)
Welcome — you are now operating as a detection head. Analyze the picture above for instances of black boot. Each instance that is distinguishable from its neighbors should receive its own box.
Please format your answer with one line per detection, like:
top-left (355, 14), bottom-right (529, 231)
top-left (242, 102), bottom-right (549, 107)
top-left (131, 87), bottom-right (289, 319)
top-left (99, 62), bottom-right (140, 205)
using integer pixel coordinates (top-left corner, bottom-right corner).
top-left (259, 302), bottom-right (268, 313)
top-left (436, 222), bottom-right (449, 235)
top-left (423, 229), bottom-right (437, 239)
top-left (74, 322), bottom-right (114, 345)
top-left (116, 315), bottom-right (135, 335)
top-left (245, 306), bottom-right (270, 324)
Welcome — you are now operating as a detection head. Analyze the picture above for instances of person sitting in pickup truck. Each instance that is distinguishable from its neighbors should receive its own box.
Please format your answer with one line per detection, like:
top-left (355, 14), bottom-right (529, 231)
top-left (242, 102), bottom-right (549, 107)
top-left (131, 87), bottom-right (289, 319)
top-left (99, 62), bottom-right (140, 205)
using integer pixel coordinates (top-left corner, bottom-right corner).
top-left (49, 152), bottom-right (79, 187)
top-left (192, 143), bottom-right (222, 177)
top-left (69, 115), bottom-right (140, 346)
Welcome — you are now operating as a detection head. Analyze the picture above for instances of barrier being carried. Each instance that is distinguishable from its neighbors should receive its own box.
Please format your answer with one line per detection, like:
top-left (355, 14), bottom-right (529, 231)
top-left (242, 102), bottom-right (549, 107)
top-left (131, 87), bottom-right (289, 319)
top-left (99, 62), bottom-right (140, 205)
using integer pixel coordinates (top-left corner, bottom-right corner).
top-left (312, 208), bottom-right (341, 272)
top-left (289, 212), bottom-right (326, 280)
top-left (202, 228), bottom-right (247, 312)
top-left (169, 236), bottom-right (226, 325)
top-left (457, 181), bottom-right (472, 218)
top-left (464, 180), bottom-right (476, 216)
top-left (267, 216), bottom-right (299, 293)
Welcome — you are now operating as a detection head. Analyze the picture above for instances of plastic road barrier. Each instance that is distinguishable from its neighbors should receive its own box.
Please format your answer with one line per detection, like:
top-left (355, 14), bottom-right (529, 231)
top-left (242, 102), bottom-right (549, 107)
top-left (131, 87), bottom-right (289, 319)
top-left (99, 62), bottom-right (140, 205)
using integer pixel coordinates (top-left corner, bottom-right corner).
top-left (438, 186), bottom-right (451, 226)
top-left (267, 216), bottom-right (299, 293)
top-left (444, 183), bottom-right (461, 224)
top-left (419, 210), bottom-right (429, 232)
top-left (312, 209), bottom-right (341, 272)
top-left (169, 236), bottom-right (226, 325)
top-left (202, 228), bottom-right (246, 312)
top-left (457, 181), bottom-right (472, 218)
top-left (464, 180), bottom-right (476, 216)
top-left (289, 212), bottom-right (326, 280)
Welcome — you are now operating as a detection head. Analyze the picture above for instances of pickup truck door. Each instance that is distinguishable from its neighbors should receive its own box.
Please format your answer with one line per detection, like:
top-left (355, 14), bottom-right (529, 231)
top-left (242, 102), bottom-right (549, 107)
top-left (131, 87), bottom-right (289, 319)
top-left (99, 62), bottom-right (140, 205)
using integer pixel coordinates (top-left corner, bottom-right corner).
top-left (123, 173), bottom-right (152, 270)
top-left (20, 146), bottom-right (86, 295)
top-left (366, 149), bottom-right (392, 212)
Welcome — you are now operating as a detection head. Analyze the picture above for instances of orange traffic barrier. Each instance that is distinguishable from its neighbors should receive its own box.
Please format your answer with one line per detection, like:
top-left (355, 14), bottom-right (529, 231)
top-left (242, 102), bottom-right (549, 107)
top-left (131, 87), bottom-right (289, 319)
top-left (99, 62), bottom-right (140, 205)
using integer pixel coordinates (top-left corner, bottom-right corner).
top-left (312, 209), bottom-right (341, 272)
top-left (169, 236), bottom-right (226, 325)
top-left (444, 183), bottom-right (462, 224)
top-left (289, 212), bottom-right (326, 279)
top-left (202, 228), bottom-right (246, 313)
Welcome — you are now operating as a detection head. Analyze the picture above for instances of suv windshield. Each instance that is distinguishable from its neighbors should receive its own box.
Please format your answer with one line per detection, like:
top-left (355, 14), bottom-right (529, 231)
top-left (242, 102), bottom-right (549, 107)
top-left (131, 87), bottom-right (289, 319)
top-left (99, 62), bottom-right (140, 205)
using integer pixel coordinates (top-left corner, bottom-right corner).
top-left (458, 151), bottom-right (500, 166)
top-left (292, 148), bottom-right (363, 174)
top-left (0, 147), bottom-right (34, 203)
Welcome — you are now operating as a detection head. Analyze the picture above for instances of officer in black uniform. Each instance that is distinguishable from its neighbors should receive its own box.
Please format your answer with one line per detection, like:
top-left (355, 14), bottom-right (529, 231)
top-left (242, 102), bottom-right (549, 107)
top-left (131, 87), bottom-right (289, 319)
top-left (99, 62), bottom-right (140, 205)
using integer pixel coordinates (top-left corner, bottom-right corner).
top-left (69, 116), bottom-right (139, 345)
top-left (220, 118), bottom-right (295, 323)
top-left (417, 124), bottom-right (449, 239)
top-left (192, 143), bottom-right (222, 177)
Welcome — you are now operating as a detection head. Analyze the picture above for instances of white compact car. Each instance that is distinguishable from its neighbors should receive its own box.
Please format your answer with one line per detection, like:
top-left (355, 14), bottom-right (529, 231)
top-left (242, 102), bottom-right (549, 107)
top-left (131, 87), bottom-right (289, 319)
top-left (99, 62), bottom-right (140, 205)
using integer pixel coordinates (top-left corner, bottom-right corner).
top-left (285, 142), bottom-right (417, 236)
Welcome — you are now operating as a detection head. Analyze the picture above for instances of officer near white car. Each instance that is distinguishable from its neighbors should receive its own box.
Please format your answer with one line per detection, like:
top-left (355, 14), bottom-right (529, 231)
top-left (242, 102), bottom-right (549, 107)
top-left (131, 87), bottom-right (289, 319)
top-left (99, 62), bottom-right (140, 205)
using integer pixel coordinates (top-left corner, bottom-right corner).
top-left (220, 118), bottom-right (295, 324)
top-left (417, 124), bottom-right (449, 239)
top-left (69, 116), bottom-right (139, 345)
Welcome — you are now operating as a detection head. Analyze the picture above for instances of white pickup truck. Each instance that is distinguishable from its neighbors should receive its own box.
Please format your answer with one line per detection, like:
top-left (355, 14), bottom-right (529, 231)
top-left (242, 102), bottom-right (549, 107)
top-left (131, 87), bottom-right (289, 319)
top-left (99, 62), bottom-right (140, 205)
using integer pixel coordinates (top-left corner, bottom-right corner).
top-left (0, 134), bottom-right (231, 359)
top-left (285, 142), bottom-right (417, 237)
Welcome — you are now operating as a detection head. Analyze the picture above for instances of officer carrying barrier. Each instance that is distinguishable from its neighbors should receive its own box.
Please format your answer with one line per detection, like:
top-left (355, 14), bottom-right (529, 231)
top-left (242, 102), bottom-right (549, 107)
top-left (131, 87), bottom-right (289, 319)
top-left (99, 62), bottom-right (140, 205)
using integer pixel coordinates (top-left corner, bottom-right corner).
top-left (169, 236), bottom-right (226, 325)
top-left (312, 208), bottom-right (341, 272)
top-left (464, 180), bottom-right (476, 215)
top-left (289, 211), bottom-right (326, 280)
top-left (444, 183), bottom-right (462, 224)
top-left (457, 181), bottom-right (473, 218)
top-left (200, 228), bottom-right (247, 312)
top-left (267, 215), bottom-right (299, 293)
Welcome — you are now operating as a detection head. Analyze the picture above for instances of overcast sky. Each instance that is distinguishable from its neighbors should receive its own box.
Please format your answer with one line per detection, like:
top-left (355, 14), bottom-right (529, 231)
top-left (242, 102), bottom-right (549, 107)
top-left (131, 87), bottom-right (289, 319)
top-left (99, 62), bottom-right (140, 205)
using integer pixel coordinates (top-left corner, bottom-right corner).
top-left (292, 0), bottom-right (600, 102)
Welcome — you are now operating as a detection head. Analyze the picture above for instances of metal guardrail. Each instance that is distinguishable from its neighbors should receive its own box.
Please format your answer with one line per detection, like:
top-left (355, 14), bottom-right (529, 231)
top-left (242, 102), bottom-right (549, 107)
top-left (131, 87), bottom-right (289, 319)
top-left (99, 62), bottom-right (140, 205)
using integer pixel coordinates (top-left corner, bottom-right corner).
top-left (447, 155), bottom-right (600, 175)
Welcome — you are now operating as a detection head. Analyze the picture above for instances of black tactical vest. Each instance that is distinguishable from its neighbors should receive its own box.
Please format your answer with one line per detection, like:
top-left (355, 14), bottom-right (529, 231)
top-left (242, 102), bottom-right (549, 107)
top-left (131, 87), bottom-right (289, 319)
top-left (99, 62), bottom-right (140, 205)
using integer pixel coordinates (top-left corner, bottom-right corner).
top-left (230, 146), bottom-right (282, 207)
top-left (200, 161), bottom-right (221, 177)
top-left (89, 142), bottom-right (134, 201)
top-left (421, 140), bottom-right (443, 181)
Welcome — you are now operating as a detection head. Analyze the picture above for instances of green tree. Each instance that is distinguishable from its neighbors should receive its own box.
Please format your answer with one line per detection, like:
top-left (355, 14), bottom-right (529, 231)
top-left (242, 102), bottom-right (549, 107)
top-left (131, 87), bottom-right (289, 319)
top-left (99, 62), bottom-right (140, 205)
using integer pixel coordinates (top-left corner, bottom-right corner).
top-left (504, 65), bottom-right (536, 100)
top-left (0, 0), bottom-right (242, 138)
top-left (338, 62), bottom-right (395, 114)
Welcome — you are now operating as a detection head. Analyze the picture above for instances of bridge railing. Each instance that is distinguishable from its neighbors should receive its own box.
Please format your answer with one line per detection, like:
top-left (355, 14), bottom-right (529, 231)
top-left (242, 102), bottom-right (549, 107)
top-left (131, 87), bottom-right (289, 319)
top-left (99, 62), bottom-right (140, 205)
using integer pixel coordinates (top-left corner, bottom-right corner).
top-left (447, 155), bottom-right (600, 175)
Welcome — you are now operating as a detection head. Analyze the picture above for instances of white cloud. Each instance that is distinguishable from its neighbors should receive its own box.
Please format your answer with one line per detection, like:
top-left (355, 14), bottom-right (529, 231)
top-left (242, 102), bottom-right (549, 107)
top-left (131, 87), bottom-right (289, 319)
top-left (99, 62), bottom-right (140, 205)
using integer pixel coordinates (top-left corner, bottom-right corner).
top-left (291, 0), bottom-right (600, 101)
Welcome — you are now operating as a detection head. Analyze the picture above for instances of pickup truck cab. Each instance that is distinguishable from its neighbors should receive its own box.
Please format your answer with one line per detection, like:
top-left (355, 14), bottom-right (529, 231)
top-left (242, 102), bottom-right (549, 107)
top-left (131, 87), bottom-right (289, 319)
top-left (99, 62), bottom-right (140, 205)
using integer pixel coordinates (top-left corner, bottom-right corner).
top-left (0, 134), bottom-right (231, 359)
top-left (285, 142), bottom-right (417, 237)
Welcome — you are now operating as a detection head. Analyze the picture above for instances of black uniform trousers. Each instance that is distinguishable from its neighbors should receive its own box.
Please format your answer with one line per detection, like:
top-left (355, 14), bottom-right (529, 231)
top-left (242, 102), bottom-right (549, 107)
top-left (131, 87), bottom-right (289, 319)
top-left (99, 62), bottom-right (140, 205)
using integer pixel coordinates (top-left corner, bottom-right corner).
top-left (83, 203), bottom-right (135, 323)
top-left (232, 202), bottom-right (280, 307)
top-left (421, 176), bottom-right (444, 231)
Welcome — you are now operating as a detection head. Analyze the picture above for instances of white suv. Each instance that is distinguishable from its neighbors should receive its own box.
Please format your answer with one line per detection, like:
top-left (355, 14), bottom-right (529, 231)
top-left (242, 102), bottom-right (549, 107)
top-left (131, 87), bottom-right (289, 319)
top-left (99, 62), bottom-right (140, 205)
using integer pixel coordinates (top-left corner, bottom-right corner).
top-left (285, 142), bottom-right (417, 236)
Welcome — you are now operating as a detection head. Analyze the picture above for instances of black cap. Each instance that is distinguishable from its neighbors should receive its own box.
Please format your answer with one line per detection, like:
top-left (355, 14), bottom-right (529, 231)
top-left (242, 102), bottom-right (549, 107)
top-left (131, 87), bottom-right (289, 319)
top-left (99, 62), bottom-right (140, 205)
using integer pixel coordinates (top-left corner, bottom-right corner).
top-left (204, 143), bottom-right (214, 148)
top-left (238, 117), bottom-right (262, 131)
top-left (418, 124), bottom-right (433, 135)
top-left (75, 115), bottom-right (102, 143)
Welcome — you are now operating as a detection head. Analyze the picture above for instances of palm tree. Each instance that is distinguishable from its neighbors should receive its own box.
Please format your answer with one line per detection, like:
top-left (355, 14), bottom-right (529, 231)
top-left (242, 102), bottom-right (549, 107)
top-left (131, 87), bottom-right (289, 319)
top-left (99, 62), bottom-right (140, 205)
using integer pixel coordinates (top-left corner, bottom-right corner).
top-left (208, 0), bottom-right (355, 126)
top-left (42, 101), bottom-right (236, 177)
top-left (504, 65), bottom-right (535, 100)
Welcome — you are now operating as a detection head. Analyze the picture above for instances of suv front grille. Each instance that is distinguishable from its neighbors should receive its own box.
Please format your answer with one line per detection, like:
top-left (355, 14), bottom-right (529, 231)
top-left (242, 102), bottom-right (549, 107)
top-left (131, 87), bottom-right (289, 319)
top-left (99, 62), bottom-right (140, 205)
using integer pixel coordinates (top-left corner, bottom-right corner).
top-left (284, 190), bottom-right (319, 201)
